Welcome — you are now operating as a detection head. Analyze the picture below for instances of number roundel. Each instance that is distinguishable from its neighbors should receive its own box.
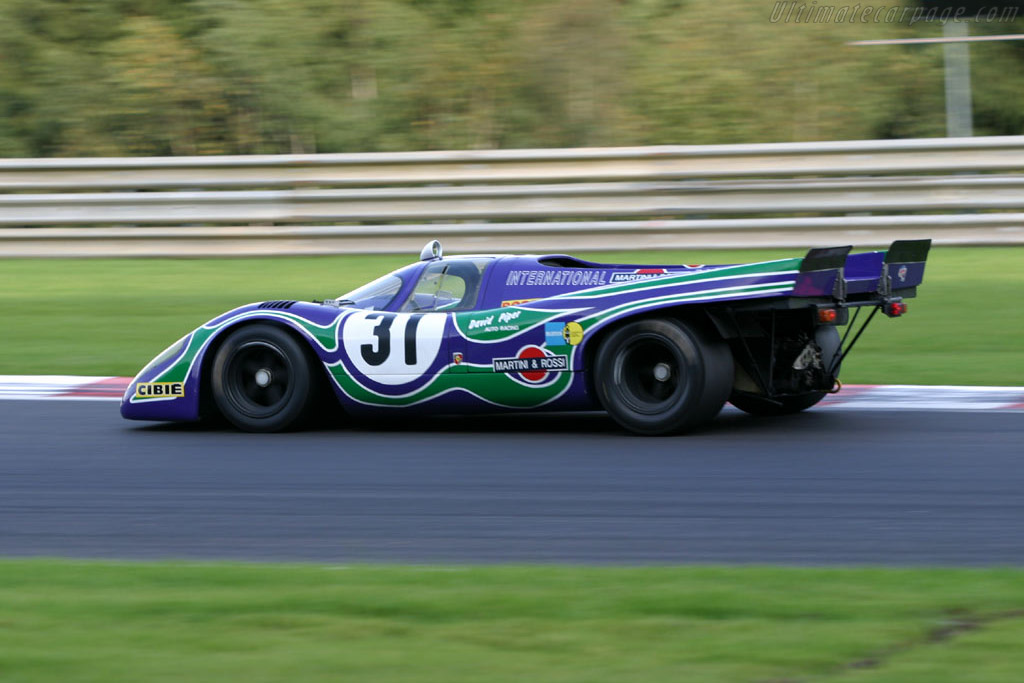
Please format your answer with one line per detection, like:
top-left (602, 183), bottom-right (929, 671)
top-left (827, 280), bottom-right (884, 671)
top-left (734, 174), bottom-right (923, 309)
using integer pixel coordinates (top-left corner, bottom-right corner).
top-left (342, 312), bottom-right (447, 384)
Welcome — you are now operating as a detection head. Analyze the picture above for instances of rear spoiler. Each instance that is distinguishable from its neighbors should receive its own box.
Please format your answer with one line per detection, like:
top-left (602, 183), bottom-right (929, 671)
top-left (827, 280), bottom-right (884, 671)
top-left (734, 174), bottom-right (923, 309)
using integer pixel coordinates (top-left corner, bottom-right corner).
top-left (881, 238), bottom-right (931, 297)
top-left (793, 245), bottom-right (851, 299)
top-left (793, 239), bottom-right (931, 301)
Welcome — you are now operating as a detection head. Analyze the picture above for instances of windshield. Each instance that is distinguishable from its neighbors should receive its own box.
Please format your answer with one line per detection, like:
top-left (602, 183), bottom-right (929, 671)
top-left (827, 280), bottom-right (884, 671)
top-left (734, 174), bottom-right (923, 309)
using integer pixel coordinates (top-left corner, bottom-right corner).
top-left (338, 268), bottom-right (409, 310)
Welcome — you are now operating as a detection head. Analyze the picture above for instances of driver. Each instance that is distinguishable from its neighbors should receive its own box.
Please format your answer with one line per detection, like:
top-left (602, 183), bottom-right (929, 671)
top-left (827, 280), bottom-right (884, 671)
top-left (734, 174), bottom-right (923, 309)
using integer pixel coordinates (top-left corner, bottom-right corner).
top-left (402, 260), bottom-right (482, 312)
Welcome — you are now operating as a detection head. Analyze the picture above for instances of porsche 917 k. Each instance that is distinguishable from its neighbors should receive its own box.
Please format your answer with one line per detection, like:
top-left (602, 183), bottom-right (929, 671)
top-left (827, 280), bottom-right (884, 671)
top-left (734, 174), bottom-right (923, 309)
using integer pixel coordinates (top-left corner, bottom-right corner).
top-left (122, 239), bottom-right (930, 435)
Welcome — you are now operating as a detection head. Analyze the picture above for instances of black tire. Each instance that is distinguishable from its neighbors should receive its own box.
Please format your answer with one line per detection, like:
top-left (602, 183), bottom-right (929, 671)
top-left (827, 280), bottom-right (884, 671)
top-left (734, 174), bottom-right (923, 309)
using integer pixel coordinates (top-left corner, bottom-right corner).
top-left (593, 318), bottom-right (734, 435)
top-left (729, 390), bottom-right (827, 416)
top-left (211, 324), bottom-right (318, 432)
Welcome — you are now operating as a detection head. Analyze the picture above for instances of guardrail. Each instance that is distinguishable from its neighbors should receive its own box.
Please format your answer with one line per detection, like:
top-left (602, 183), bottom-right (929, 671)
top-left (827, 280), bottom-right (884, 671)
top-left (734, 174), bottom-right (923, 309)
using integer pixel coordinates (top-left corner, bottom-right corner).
top-left (2, 136), bottom-right (1023, 256)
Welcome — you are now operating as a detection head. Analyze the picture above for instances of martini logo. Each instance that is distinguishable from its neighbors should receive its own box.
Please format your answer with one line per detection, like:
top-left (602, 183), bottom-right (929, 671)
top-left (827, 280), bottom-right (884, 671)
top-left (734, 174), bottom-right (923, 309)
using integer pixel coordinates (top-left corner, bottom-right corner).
top-left (135, 381), bottom-right (184, 399)
top-left (609, 268), bottom-right (673, 283)
top-left (898, 265), bottom-right (908, 282)
top-left (492, 345), bottom-right (568, 384)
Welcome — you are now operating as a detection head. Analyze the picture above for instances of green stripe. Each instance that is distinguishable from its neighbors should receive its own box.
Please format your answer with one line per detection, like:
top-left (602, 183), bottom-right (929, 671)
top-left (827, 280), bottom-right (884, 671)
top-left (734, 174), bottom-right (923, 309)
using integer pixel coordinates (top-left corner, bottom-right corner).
top-left (140, 310), bottom-right (343, 392)
top-left (329, 364), bottom-right (573, 409)
top-left (555, 259), bottom-right (802, 300)
top-left (580, 281), bottom-right (794, 327)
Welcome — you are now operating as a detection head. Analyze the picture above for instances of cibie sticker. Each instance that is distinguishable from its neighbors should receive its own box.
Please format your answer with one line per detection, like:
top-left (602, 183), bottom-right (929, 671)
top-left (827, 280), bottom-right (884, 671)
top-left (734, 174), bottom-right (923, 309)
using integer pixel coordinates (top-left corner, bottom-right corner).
top-left (135, 382), bottom-right (185, 399)
top-left (492, 345), bottom-right (568, 385)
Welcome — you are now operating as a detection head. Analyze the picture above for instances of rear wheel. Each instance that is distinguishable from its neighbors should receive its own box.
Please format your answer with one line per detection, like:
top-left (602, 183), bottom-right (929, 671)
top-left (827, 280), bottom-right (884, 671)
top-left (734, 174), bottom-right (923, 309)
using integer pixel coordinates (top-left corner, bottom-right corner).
top-left (211, 324), bottom-right (317, 432)
top-left (594, 318), bottom-right (733, 435)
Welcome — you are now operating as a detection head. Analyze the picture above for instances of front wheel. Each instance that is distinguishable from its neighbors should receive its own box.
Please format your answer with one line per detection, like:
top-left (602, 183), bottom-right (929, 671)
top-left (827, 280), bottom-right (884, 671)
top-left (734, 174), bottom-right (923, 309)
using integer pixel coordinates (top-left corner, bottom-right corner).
top-left (211, 324), bottom-right (318, 432)
top-left (593, 318), bottom-right (734, 435)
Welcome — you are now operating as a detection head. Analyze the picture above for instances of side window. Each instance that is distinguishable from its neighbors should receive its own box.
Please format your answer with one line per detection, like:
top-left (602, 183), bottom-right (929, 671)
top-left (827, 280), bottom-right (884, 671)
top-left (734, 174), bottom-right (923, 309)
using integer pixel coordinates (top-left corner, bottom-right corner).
top-left (400, 259), bottom-right (489, 312)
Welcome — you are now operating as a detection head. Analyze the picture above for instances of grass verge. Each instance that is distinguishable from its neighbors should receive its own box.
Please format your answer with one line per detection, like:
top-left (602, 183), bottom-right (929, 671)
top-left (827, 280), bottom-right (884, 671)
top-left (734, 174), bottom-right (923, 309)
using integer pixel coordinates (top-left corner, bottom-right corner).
top-left (1, 246), bottom-right (1021, 384)
top-left (1, 561), bottom-right (1023, 683)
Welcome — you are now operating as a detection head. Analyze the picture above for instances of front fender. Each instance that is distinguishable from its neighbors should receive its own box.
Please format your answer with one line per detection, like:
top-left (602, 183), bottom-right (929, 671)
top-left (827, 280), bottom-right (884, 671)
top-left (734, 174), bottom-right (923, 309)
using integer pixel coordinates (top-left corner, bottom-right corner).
top-left (120, 303), bottom-right (348, 422)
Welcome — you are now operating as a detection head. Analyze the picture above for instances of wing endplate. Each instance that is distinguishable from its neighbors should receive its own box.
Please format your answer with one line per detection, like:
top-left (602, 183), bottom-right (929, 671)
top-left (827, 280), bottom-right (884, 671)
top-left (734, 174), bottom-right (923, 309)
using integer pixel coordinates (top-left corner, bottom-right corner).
top-left (794, 245), bottom-right (852, 299)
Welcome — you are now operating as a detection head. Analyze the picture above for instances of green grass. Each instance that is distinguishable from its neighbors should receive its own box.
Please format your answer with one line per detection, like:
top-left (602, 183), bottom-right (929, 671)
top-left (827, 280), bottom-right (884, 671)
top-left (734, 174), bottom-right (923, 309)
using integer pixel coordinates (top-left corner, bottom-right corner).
top-left (1, 247), bottom-right (1021, 384)
top-left (1, 561), bottom-right (1023, 683)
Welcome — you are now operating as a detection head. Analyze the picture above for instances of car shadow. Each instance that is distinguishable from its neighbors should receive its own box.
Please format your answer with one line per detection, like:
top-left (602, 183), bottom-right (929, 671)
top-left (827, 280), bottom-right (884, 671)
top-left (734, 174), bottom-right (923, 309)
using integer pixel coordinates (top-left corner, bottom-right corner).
top-left (128, 405), bottom-right (839, 437)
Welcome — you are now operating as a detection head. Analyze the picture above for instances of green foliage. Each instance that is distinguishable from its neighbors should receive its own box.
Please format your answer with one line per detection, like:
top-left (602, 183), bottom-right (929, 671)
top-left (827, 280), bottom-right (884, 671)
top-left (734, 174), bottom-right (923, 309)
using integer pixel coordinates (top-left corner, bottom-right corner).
top-left (0, 247), bottom-right (1021, 384)
top-left (1, 0), bottom-right (1023, 156)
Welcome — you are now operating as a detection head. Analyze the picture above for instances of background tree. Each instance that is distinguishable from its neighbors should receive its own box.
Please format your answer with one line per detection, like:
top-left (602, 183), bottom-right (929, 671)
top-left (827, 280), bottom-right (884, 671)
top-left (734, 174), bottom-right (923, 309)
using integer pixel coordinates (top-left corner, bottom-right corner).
top-left (0, 0), bottom-right (1022, 157)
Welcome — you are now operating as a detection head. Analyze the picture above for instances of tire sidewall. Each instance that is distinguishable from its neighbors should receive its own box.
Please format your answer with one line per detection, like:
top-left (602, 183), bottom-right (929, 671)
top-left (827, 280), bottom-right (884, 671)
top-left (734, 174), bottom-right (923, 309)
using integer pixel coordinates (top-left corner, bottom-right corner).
top-left (211, 324), bottom-right (315, 432)
top-left (594, 318), bottom-right (730, 435)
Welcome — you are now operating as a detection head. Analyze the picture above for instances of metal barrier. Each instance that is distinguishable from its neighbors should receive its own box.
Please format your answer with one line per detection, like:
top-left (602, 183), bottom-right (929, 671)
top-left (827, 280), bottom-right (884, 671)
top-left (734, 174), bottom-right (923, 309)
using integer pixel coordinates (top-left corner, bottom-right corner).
top-left (2, 136), bottom-right (1023, 256)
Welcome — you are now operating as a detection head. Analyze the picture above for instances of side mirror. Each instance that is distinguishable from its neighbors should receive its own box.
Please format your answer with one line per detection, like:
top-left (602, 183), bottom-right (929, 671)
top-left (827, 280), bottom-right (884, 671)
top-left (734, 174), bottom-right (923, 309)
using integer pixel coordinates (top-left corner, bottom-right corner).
top-left (420, 239), bottom-right (443, 261)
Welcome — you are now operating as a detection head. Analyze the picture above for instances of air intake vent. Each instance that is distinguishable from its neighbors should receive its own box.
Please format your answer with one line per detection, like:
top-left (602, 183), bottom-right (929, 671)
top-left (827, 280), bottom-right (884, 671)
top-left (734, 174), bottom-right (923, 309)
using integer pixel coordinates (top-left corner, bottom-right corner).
top-left (258, 300), bottom-right (297, 310)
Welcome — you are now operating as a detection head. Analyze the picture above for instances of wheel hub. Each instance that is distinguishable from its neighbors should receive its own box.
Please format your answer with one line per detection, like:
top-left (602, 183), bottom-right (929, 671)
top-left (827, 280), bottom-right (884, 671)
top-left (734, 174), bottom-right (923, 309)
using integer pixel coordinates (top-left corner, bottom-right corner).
top-left (653, 362), bottom-right (672, 382)
top-left (254, 368), bottom-right (273, 388)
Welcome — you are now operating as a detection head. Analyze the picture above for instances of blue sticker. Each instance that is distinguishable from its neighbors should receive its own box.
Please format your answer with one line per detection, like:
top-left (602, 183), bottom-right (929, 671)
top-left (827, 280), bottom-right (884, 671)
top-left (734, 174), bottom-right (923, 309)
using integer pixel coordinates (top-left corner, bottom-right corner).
top-left (544, 322), bottom-right (565, 346)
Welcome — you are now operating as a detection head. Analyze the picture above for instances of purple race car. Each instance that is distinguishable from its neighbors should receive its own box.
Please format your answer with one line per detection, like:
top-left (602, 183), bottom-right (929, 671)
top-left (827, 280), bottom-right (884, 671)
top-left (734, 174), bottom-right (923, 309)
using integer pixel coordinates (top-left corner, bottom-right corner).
top-left (121, 239), bottom-right (930, 435)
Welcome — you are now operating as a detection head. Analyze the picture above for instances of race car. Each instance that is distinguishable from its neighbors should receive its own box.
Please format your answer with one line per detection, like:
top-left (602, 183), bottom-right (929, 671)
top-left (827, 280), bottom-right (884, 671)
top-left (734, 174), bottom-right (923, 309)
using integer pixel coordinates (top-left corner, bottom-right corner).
top-left (121, 239), bottom-right (930, 435)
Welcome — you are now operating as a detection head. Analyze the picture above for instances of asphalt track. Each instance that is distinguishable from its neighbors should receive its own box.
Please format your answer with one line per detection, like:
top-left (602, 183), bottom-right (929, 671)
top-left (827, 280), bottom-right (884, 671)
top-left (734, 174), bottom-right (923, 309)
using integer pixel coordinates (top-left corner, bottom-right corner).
top-left (1, 400), bottom-right (1022, 566)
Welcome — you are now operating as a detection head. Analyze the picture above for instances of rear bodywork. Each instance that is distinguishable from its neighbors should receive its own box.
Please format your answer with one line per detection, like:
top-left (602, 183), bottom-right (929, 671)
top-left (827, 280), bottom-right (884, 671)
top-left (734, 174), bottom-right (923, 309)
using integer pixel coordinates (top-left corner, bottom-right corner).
top-left (121, 240), bottom-right (930, 422)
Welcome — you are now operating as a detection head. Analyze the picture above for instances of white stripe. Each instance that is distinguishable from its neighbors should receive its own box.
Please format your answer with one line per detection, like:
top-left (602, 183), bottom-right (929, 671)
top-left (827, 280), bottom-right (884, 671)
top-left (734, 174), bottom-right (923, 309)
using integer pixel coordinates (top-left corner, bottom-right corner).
top-left (550, 267), bottom-right (800, 301)
top-left (0, 377), bottom-right (1022, 411)
top-left (0, 375), bottom-right (122, 401)
top-left (819, 385), bottom-right (1024, 411)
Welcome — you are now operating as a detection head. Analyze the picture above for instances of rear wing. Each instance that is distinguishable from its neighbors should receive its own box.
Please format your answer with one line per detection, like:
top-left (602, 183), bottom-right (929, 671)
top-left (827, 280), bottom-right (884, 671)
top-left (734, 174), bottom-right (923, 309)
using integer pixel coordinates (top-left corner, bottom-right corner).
top-left (881, 238), bottom-right (931, 298)
top-left (793, 239), bottom-right (931, 303)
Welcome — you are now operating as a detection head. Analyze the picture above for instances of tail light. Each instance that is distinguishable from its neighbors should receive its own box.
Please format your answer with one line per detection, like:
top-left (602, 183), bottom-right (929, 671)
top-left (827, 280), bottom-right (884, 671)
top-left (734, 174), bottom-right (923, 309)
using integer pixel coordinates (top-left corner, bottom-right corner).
top-left (884, 301), bottom-right (907, 317)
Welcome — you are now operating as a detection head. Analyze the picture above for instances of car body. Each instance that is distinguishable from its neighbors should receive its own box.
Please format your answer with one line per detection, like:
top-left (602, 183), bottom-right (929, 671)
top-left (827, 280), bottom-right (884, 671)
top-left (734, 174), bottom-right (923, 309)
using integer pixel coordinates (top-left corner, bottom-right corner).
top-left (121, 239), bottom-right (930, 434)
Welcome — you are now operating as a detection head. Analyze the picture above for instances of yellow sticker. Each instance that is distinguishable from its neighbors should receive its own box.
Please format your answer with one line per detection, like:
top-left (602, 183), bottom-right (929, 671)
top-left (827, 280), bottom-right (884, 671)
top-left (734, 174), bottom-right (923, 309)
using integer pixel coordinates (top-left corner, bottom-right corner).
top-left (501, 298), bottom-right (539, 308)
top-left (135, 381), bottom-right (185, 399)
top-left (562, 321), bottom-right (584, 346)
